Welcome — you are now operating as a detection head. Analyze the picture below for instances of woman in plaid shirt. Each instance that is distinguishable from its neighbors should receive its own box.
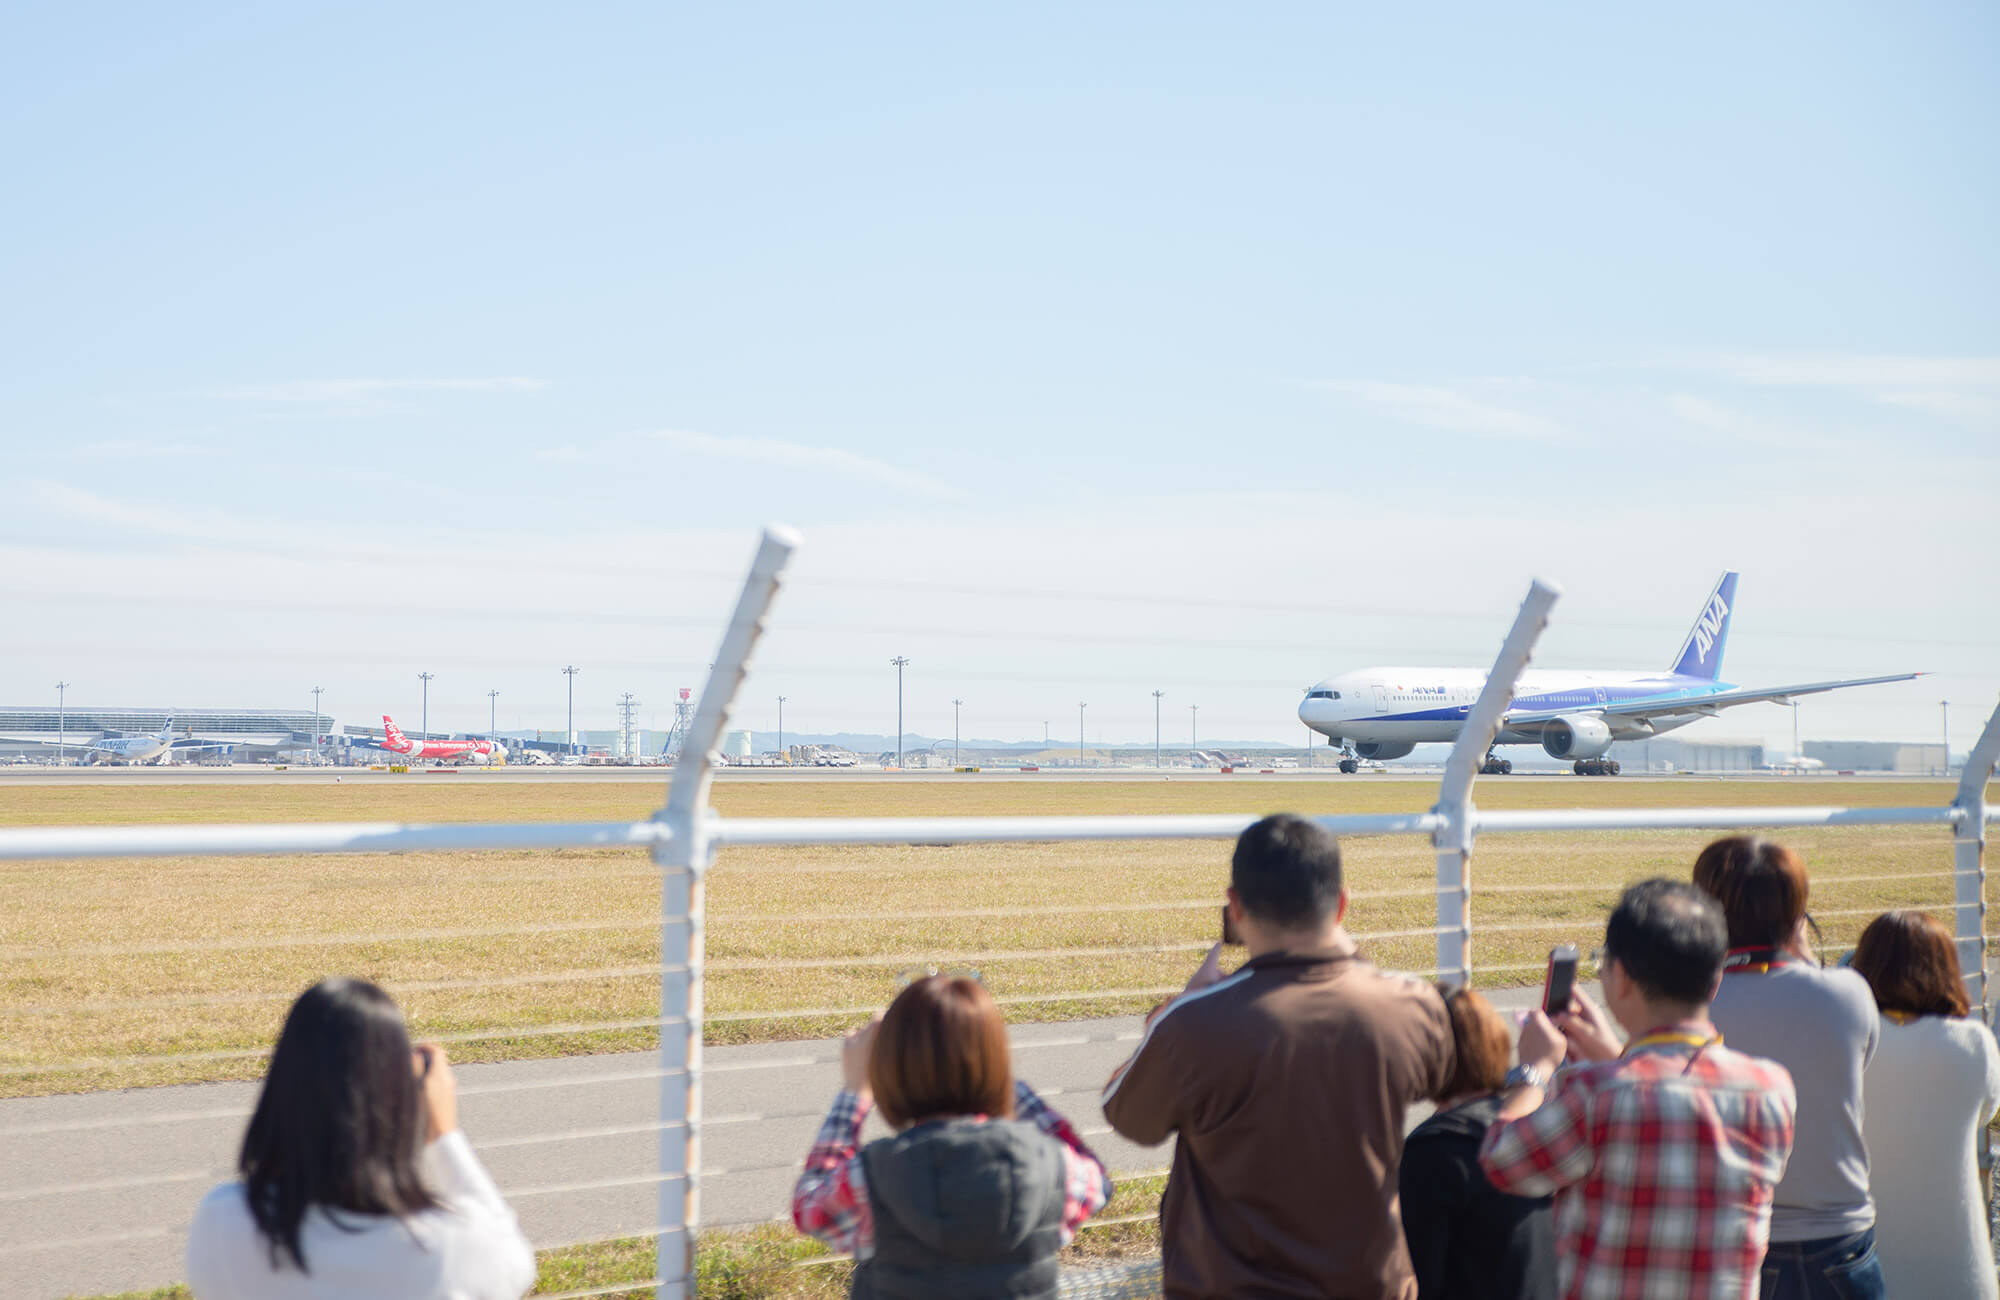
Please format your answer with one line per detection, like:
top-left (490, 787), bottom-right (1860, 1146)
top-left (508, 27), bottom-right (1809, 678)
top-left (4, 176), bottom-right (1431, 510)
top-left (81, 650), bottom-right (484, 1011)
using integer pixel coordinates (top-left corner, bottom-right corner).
top-left (1480, 880), bottom-right (1797, 1300)
top-left (790, 975), bottom-right (1112, 1298)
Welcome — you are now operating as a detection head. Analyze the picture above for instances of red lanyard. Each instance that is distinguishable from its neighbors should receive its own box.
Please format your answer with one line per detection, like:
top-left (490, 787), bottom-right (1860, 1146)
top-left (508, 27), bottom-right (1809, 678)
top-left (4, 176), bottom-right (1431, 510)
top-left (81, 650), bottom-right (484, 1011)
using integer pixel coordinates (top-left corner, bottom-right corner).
top-left (1722, 946), bottom-right (1792, 975)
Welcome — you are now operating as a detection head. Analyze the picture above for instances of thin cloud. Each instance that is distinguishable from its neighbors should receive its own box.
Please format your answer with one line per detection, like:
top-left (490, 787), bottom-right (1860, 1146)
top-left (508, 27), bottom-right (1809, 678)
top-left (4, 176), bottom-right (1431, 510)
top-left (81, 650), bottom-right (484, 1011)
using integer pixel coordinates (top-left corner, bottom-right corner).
top-left (70, 438), bottom-right (217, 461)
top-left (640, 428), bottom-right (960, 497)
top-left (1312, 380), bottom-right (1569, 442)
top-left (215, 377), bottom-right (548, 402)
top-left (1873, 389), bottom-right (2000, 425)
top-left (1699, 353), bottom-right (2000, 388)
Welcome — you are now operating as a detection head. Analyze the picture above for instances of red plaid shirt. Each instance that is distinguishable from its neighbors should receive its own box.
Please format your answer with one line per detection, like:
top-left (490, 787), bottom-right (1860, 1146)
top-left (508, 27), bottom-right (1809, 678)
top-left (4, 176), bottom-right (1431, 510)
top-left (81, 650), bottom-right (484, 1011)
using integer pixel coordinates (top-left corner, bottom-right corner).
top-left (1479, 1025), bottom-right (1796, 1300)
top-left (791, 1078), bottom-right (1112, 1260)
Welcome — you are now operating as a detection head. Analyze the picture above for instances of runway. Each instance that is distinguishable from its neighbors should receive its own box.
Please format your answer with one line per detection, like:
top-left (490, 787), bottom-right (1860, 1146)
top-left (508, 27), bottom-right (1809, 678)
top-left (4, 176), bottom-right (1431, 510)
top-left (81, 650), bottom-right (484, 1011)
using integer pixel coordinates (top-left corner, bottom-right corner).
top-left (0, 984), bottom-right (1567, 1299)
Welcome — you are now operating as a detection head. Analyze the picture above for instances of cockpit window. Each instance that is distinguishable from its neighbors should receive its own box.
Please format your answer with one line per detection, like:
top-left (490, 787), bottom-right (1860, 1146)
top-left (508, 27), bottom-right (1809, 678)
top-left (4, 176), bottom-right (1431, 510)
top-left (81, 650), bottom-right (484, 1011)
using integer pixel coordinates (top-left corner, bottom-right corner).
top-left (1307, 689), bottom-right (1340, 700)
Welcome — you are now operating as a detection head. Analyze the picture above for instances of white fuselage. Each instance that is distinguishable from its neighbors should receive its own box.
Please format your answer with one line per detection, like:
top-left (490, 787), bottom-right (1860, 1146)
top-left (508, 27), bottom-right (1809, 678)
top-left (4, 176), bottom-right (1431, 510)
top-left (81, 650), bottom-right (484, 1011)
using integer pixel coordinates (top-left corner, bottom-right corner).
top-left (1299, 666), bottom-right (1720, 746)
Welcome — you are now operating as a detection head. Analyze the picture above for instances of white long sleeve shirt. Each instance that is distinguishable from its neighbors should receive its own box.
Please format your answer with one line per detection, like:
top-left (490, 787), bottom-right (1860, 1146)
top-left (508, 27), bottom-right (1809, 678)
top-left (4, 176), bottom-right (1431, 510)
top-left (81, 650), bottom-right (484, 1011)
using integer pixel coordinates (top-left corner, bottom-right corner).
top-left (186, 1131), bottom-right (535, 1300)
top-left (1861, 1014), bottom-right (2000, 1300)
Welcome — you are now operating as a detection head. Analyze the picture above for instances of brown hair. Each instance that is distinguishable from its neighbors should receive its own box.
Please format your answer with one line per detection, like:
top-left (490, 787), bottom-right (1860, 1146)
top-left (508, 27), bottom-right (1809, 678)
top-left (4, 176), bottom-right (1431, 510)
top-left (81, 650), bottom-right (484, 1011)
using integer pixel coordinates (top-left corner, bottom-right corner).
top-left (1691, 836), bottom-right (1809, 949)
top-left (1434, 984), bottom-right (1511, 1098)
top-left (868, 976), bottom-right (1014, 1129)
top-left (1851, 910), bottom-right (1970, 1020)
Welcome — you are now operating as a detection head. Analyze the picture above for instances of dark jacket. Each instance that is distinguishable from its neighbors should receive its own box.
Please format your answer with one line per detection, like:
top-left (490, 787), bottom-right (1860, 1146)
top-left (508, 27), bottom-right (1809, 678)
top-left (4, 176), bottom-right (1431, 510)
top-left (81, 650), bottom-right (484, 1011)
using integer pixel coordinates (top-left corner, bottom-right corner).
top-left (850, 1117), bottom-right (1067, 1300)
top-left (1399, 1096), bottom-right (1556, 1300)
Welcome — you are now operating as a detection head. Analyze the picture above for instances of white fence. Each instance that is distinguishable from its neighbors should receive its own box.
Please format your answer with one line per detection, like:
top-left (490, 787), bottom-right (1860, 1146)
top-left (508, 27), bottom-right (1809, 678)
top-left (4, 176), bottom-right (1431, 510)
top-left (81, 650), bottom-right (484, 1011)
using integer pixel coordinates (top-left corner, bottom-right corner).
top-left (2, 524), bottom-right (1996, 1300)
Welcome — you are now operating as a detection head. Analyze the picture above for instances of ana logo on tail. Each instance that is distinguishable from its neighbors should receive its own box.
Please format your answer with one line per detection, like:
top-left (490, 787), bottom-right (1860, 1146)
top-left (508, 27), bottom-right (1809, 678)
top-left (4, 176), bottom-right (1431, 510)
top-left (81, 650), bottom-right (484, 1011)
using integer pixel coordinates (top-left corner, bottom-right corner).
top-left (1692, 591), bottom-right (1729, 663)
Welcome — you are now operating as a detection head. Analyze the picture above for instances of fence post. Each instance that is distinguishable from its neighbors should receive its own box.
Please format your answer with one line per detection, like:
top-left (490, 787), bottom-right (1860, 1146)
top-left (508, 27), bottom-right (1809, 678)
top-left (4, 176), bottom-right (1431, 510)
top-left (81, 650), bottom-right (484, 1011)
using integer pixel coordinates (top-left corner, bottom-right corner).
top-left (652, 526), bottom-right (801, 1300)
top-left (1954, 695), bottom-right (2000, 1020)
top-left (1432, 580), bottom-right (1560, 986)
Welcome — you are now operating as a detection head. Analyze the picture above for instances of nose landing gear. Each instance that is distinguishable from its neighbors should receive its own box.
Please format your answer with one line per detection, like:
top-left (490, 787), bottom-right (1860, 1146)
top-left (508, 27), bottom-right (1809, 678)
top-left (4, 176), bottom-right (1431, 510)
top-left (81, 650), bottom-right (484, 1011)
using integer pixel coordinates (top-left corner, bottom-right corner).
top-left (1479, 750), bottom-right (1513, 775)
top-left (1572, 758), bottom-right (1622, 776)
top-left (1337, 744), bottom-right (1359, 775)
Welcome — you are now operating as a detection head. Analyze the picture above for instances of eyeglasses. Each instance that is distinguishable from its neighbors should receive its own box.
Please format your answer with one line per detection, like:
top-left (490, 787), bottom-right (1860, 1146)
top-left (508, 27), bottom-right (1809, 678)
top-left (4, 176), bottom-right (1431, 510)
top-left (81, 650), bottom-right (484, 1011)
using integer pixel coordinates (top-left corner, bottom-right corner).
top-left (894, 965), bottom-right (983, 989)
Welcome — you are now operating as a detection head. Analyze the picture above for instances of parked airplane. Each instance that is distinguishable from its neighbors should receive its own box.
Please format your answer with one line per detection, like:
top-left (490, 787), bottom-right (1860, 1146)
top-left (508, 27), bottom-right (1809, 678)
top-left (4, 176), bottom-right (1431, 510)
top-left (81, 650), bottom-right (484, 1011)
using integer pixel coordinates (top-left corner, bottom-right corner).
top-left (1298, 573), bottom-right (1919, 775)
top-left (381, 716), bottom-right (507, 764)
top-left (82, 718), bottom-right (179, 765)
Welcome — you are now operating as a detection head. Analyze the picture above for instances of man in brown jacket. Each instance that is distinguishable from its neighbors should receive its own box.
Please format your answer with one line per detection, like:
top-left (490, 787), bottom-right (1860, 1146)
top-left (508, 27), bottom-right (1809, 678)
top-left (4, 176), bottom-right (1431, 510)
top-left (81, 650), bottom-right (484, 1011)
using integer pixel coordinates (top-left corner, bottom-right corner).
top-left (1102, 813), bottom-right (1454, 1300)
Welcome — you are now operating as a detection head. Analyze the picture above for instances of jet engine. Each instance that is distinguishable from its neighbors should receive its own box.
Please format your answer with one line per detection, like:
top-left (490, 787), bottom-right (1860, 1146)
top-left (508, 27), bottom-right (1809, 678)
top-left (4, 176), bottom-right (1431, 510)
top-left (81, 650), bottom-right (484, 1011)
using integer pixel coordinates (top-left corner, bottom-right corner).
top-left (1354, 741), bottom-right (1415, 761)
top-left (1541, 715), bottom-right (1614, 760)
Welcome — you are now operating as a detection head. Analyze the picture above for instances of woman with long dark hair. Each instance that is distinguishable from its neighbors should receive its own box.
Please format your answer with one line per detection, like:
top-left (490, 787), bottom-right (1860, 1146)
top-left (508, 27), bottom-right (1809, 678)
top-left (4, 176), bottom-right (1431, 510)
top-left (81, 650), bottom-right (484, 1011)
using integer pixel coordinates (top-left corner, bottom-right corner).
top-left (1400, 985), bottom-right (1555, 1300)
top-left (186, 978), bottom-right (534, 1299)
top-left (1850, 910), bottom-right (2000, 1299)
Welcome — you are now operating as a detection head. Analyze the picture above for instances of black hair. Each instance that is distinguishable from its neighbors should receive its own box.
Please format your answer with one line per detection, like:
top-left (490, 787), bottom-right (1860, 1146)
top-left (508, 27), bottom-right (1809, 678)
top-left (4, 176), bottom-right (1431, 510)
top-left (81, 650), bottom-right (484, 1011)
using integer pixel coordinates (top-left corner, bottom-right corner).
top-left (239, 978), bottom-right (438, 1272)
top-left (1231, 814), bottom-right (1343, 930)
top-left (1602, 878), bottom-right (1727, 1006)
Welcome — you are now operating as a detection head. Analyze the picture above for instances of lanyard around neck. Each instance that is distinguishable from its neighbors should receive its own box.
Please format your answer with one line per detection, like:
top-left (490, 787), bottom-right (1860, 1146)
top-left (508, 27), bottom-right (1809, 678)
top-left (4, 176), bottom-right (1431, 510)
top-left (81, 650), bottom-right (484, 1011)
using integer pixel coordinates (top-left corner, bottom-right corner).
top-left (1626, 1028), bottom-right (1723, 1053)
top-left (1722, 946), bottom-right (1793, 975)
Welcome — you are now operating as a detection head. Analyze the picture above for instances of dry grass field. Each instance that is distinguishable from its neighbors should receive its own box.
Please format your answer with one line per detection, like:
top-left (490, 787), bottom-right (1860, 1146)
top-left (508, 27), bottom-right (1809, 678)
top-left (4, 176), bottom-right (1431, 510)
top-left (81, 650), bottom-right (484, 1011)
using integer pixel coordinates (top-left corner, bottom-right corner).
top-left (0, 775), bottom-right (1971, 1098)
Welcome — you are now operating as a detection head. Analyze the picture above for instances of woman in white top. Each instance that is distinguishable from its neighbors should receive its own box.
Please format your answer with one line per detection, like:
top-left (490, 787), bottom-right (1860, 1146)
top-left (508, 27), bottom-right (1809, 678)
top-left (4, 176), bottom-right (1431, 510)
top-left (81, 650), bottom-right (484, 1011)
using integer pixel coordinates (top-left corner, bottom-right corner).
top-left (1851, 910), bottom-right (2000, 1300)
top-left (186, 978), bottom-right (535, 1300)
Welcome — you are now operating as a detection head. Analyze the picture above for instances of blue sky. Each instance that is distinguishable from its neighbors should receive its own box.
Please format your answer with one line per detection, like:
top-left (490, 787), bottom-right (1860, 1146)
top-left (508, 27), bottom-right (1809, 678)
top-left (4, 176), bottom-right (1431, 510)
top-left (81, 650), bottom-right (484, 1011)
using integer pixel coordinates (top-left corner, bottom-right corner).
top-left (3, 3), bottom-right (1995, 749)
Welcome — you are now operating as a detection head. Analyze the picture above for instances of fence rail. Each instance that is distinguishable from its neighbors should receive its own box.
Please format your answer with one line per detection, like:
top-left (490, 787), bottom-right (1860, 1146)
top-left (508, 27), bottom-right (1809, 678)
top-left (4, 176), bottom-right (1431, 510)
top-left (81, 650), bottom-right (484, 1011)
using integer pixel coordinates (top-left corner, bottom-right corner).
top-left (1, 524), bottom-right (1995, 1300)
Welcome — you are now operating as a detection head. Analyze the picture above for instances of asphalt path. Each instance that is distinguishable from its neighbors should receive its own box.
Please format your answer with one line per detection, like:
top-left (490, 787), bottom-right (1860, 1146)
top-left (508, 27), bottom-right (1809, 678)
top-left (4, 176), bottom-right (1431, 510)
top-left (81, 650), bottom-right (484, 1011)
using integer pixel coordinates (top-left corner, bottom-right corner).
top-left (1, 984), bottom-right (1569, 1300)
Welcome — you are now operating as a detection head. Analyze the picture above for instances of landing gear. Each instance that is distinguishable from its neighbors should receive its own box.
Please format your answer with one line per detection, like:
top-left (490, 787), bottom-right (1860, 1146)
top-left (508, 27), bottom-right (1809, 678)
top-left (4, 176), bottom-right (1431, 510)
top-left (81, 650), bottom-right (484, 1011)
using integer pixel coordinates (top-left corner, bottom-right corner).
top-left (1572, 758), bottom-right (1621, 776)
top-left (1479, 749), bottom-right (1513, 775)
top-left (1337, 744), bottom-right (1359, 775)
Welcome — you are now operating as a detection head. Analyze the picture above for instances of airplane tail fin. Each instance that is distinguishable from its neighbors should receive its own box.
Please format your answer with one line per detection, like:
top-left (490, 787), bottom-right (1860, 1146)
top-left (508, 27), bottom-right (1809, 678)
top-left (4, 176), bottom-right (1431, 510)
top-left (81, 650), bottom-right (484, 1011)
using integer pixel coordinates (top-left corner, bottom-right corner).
top-left (158, 717), bottom-right (175, 740)
top-left (383, 715), bottom-right (405, 743)
top-left (1669, 572), bottom-right (1739, 680)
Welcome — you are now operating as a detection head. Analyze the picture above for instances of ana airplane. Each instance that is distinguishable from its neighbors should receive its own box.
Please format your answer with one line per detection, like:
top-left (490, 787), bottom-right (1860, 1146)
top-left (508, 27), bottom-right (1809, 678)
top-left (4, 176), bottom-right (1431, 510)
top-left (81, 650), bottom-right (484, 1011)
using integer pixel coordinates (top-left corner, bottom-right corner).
top-left (381, 716), bottom-right (507, 764)
top-left (81, 718), bottom-right (179, 765)
top-left (1298, 573), bottom-right (1919, 776)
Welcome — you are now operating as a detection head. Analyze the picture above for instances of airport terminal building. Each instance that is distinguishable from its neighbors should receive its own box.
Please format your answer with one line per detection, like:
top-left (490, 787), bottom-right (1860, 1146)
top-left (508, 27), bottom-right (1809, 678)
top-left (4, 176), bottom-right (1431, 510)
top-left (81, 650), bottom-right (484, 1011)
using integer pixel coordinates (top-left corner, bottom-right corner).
top-left (0, 708), bottom-right (333, 762)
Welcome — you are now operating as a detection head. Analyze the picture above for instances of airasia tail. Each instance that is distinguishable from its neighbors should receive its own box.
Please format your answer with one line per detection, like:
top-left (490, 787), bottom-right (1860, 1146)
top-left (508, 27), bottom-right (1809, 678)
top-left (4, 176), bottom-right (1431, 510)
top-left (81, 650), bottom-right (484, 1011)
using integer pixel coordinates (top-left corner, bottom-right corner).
top-left (380, 716), bottom-right (506, 764)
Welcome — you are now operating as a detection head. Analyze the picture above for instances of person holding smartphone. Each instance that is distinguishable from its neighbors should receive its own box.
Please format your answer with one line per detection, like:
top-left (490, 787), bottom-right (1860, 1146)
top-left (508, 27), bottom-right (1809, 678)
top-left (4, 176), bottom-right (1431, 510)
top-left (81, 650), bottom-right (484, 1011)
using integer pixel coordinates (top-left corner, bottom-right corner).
top-left (186, 978), bottom-right (535, 1300)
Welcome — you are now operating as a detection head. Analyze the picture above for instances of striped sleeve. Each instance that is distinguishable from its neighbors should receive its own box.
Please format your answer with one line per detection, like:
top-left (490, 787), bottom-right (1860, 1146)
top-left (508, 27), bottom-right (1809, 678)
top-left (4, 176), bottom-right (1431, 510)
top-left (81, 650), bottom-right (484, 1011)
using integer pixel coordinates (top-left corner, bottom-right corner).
top-left (1014, 1078), bottom-right (1112, 1242)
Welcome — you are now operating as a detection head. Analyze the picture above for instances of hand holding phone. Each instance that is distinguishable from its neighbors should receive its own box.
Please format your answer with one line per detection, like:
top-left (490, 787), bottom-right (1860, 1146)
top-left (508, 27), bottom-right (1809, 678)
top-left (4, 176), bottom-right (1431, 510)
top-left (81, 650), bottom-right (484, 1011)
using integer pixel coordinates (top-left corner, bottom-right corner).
top-left (1543, 944), bottom-right (1579, 1016)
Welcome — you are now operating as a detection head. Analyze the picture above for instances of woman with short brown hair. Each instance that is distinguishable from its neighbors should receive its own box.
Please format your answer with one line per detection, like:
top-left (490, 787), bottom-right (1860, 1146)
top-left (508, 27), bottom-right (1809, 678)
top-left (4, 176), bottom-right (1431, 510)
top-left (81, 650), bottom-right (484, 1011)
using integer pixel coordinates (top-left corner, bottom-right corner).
top-left (1851, 911), bottom-right (2000, 1299)
top-left (790, 976), bottom-right (1111, 1299)
top-left (1398, 986), bottom-right (1555, 1300)
top-left (1692, 835), bottom-right (1885, 1297)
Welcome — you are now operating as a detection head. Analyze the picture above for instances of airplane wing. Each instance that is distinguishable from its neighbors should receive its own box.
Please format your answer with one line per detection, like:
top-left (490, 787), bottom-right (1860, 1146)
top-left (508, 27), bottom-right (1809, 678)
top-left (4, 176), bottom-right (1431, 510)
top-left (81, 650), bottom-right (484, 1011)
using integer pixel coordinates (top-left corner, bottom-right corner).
top-left (1504, 673), bottom-right (1923, 727)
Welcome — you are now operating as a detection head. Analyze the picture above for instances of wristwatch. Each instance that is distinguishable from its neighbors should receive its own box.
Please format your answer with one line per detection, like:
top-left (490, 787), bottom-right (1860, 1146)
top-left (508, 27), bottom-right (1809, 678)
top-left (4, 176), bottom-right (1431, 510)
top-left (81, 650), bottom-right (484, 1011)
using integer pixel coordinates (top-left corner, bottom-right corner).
top-left (1503, 1062), bottom-right (1548, 1092)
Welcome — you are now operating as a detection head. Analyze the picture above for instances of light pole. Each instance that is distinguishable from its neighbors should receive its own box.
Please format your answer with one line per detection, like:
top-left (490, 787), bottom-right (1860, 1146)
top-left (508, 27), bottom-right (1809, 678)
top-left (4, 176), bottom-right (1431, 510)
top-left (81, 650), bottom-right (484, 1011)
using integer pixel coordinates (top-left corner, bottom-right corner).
top-left (953, 698), bottom-right (964, 767)
top-left (1043, 720), bottom-right (1049, 749)
top-left (488, 689), bottom-right (500, 741)
top-left (778, 696), bottom-right (786, 760)
top-left (56, 680), bottom-right (69, 767)
top-left (1190, 703), bottom-right (1199, 757)
top-left (1079, 702), bottom-right (1087, 767)
top-left (312, 685), bottom-right (325, 761)
top-left (1942, 699), bottom-right (1950, 776)
top-left (418, 672), bottom-right (435, 743)
top-left (1153, 690), bottom-right (1164, 769)
top-left (891, 657), bottom-right (910, 769)
top-left (1791, 700), bottom-right (1800, 763)
top-left (562, 665), bottom-right (579, 753)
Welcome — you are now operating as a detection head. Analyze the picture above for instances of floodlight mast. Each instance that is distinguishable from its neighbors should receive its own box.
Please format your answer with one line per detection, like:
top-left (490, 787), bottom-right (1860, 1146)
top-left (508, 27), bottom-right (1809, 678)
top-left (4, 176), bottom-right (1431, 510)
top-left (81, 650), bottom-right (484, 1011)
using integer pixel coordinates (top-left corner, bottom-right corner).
top-left (1153, 690), bottom-right (1164, 769)
top-left (1079, 702), bottom-right (1087, 767)
top-left (953, 698), bottom-right (964, 767)
top-left (312, 686), bottom-right (326, 762)
top-left (891, 657), bottom-right (910, 769)
top-left (55, 681), bottom-right (68, 767)
top-left (488, 689), bottom-right (500, 745)
top-left (562, 665), bottom-right (580, 753)
top-left (418, 673), bottom-right (435, 746)
top-left (777, 696), bottom-right (786, 760)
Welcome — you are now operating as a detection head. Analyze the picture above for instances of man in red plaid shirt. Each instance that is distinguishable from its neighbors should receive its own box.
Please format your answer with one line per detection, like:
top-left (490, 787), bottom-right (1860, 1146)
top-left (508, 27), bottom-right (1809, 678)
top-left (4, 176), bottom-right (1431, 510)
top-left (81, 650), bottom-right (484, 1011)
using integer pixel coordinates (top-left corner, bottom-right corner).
top-left (1480, 879), bottom-right (1797, 1300)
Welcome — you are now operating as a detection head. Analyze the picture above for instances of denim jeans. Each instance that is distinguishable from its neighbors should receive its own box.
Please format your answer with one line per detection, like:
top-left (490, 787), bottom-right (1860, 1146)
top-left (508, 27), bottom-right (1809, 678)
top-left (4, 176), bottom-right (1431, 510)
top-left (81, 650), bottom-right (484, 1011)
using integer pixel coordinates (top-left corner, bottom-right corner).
top-left (1759, 1227), bottom-right (1885, 1300)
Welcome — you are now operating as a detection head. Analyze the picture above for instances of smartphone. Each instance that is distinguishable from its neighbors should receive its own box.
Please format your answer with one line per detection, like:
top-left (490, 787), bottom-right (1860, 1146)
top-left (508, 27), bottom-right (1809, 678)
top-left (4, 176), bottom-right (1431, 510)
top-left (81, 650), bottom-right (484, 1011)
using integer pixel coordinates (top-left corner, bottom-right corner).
top-left (1221, 905), bottom-right (1243, 946)
top-left (1543, 944), bottom-right (1579, 1015)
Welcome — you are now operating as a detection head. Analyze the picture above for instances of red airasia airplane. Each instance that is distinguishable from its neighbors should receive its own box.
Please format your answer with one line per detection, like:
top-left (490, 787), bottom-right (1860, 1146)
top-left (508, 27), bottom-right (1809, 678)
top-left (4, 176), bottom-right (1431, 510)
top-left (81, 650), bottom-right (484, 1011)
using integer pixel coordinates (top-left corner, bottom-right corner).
top-left (381, 716), bottom-right (507, 764)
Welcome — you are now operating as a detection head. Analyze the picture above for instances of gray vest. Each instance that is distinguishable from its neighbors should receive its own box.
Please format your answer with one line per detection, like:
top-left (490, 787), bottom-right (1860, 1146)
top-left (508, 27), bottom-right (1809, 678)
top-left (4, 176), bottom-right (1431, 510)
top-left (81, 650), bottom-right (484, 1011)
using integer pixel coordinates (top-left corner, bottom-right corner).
top-left (850, 1117), bottom-right (1067, 1300)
